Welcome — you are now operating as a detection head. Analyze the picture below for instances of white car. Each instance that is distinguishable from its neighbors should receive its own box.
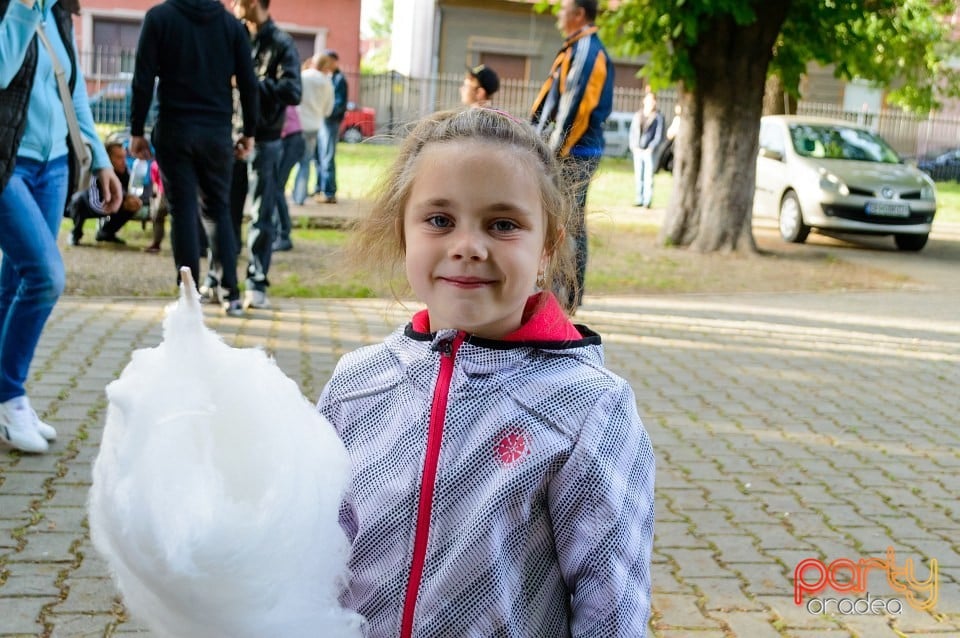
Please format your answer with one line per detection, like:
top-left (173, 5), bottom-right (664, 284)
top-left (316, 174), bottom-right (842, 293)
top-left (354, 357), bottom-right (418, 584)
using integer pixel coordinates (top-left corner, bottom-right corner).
top-left (754, 115), bottom-right (937, 251)
top-left (603, 111), bottom-right (633, 158)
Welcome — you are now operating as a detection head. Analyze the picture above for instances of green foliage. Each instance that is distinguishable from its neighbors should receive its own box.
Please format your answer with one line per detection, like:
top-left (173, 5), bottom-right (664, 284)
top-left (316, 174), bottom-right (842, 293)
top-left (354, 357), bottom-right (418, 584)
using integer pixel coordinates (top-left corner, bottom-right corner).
top-left (368, 0), bottom-right (394, 39)
top-left (600, 0), bottom-right (960, 112)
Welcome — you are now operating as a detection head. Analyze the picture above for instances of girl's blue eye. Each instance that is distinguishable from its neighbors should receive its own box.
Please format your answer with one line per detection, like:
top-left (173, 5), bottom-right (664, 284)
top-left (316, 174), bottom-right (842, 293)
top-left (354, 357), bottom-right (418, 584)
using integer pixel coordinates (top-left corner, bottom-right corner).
top-left (427, 215), bottom-right (452, 228)
top-left (492, 220), bottom-right (519, 232)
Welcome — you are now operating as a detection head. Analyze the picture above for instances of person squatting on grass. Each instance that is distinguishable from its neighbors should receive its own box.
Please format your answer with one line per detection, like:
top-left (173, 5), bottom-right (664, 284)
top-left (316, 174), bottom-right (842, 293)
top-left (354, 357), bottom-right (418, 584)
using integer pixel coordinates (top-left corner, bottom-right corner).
top-left (317, 107), bottom-right (656, 637)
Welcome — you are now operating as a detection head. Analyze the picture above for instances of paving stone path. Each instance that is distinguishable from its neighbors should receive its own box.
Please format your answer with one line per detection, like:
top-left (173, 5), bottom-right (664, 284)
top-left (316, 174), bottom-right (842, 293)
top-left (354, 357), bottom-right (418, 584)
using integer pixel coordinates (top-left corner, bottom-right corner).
top-left (1, 286), bottom-right (958, 637)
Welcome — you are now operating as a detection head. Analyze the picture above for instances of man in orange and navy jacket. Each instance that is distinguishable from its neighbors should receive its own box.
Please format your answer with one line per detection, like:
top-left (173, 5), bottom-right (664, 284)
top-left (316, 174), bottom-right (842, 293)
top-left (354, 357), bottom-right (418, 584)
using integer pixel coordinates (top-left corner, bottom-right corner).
top-left (531, 0), bottom-right (613, 309)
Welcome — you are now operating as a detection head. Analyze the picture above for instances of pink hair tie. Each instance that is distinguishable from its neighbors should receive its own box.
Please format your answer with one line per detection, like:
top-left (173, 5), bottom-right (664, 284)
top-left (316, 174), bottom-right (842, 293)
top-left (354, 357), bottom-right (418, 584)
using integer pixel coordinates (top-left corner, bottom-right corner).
top-left (480, 107), bottom-right (525, 125)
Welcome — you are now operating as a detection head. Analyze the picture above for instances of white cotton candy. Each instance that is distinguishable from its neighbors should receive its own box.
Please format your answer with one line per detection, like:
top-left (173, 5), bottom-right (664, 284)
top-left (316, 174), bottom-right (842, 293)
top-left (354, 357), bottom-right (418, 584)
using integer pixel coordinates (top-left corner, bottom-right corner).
top-left (88, 268), bottom-right (365, 638)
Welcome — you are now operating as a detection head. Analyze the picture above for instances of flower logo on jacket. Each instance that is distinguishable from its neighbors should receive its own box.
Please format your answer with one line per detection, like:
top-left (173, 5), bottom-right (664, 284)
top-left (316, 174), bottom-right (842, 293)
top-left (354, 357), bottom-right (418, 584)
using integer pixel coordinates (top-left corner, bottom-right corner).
top-left (495, 427), bottom-right (530, 466)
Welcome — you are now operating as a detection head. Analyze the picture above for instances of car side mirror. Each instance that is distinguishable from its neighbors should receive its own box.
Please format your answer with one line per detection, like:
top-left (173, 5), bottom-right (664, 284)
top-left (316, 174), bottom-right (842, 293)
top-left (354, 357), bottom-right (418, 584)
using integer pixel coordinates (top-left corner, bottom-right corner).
top-left (759, 147), bottom-right (783, 161)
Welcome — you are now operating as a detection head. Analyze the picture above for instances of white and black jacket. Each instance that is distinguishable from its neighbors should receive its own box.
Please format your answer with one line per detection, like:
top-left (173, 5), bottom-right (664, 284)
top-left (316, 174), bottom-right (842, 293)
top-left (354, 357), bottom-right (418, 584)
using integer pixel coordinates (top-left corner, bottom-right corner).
top-left (318, 293), bottom-right (656, 638)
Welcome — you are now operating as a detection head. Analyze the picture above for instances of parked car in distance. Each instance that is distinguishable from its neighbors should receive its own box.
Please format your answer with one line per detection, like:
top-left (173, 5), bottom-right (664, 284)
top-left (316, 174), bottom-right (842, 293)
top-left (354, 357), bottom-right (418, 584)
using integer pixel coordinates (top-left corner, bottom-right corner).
top-left (88, 79), bottom-right (131, 125)
top-left (603, 110), bottom-right (673, 171)
top-left (340, 103), bottom-right (376, 143)
top-left (754, 115), bottom-right (937, 251)
top-left (917, 148), bottom-right (960, 182)
top-left (603, 111), bottom-right (633, 158)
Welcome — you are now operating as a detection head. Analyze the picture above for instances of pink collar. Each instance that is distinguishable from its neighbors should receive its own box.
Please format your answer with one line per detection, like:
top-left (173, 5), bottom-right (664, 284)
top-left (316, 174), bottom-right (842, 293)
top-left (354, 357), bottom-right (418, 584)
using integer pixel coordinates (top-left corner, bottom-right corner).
top-left (411, 292), bottom-right (583, 342)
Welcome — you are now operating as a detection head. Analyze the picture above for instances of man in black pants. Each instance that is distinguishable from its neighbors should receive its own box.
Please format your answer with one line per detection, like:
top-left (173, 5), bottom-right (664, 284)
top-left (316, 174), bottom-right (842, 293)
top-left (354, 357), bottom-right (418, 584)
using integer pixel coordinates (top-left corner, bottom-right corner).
top-left (128, 0), bottom-right (258, 317)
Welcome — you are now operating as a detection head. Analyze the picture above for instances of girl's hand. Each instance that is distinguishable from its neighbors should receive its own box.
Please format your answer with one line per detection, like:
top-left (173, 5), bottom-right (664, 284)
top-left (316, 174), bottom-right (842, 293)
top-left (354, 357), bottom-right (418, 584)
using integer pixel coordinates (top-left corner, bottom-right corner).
top-left (96, 168), bottom-right (124, 214)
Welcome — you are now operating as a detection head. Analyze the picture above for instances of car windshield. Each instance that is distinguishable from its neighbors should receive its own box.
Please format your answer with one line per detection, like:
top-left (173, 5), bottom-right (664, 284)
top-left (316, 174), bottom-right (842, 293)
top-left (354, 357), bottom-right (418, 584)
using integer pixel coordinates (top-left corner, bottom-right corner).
top-left (789, 124), bottom-right (901, 163)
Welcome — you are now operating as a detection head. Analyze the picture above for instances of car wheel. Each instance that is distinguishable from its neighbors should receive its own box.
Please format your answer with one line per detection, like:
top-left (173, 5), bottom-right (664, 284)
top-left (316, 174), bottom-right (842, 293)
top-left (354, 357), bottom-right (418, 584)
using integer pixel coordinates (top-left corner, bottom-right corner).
top-left (894, 233), bottom-right (928, 251)
top-left (342, 127), bottom-right (363, 144)
top-left (778, 191), bottom-right (810, 243)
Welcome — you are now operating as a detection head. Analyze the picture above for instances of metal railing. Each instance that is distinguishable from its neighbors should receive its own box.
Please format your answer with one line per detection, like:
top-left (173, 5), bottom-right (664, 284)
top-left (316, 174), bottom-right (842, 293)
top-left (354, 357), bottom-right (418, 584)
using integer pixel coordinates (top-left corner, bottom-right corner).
top-left (79, 48), bottom-right (959, 158)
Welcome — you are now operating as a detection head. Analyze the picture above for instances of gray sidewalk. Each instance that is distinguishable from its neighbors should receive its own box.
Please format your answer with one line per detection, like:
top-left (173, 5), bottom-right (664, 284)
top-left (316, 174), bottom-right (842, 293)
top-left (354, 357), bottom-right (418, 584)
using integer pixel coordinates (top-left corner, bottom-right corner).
top-left (1, 286), bottom-right (959, 636)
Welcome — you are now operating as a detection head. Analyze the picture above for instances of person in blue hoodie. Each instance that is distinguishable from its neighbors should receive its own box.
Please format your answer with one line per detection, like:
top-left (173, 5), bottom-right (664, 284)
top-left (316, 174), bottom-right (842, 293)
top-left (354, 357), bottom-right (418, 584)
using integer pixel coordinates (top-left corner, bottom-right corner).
top-left (0, 0), bottom-right (123, 453)
top-left (128, 0), bottom-right (259, 318)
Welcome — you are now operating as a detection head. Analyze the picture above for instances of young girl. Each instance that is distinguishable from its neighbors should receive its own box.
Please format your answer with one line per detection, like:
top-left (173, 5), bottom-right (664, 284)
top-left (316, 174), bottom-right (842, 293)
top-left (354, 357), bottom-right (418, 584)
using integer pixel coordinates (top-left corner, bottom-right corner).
top-left (318, 108), bottom-right (656, 637)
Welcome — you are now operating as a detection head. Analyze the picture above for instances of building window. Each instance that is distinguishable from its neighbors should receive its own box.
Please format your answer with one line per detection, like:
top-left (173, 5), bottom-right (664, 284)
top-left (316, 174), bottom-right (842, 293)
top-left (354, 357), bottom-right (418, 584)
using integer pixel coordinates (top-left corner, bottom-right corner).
top-left (478, 52), bottom-right (528, 82)
top-left (87, 17), bottom-right (141, 77)
top-left (613, 62), bottom-right (644, 91)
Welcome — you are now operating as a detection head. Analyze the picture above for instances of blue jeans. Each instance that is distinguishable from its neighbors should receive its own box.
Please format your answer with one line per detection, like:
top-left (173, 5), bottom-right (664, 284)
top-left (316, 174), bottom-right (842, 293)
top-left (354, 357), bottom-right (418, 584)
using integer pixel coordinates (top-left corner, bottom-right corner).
top-left (0, 155), bottom-right (68, 402)
top-left (276, 132), bottom-right (305, 241)
top-left (317, 119), bottom-right (340, 197)
top-left (632, 148), bottom-right (655, 206)
top-left (292, 130), bottom-right (318, 205)
top-left (245, 138), bottom-right (284, 292)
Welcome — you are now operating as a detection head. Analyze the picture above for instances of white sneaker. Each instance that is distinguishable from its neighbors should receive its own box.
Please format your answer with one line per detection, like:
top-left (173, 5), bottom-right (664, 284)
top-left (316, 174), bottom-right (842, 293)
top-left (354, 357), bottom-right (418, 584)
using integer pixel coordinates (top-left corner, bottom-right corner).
top-left (243, 289), bottom-right (271, 310)
top-left (0, 396), bottom-right (49, 453)
top-left (199, 284), bottom-right (221, 305)
top-left (23, 397), bottom-right (57, 441)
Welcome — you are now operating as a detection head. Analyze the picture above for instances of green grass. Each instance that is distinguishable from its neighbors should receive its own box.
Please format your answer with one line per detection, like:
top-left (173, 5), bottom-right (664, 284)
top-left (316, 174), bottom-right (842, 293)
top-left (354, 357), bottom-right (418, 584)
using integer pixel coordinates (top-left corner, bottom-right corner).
top-left (269, 273), bottom-right (377, 298)
top-left (589, 155), bottom-right (673, 213)
top-left (934, 181), bottom-right (960, 223)
top-left (336, 144), bottom-right (960, 223)
top-left (289, 141), bottom-right (397, 201)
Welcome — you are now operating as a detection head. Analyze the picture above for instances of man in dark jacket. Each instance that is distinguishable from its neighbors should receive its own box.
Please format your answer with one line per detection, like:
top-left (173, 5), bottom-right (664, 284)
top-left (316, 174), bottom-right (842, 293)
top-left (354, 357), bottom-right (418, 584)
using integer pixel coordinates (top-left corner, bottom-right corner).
top-left (129, 0), bottom-right (258, 317)
top-left (530, 0), bottom-right (613, 310)
top-left (315, 49), bottom-right (347, 204)
top-left (232, 0), bottom-right (301, 311)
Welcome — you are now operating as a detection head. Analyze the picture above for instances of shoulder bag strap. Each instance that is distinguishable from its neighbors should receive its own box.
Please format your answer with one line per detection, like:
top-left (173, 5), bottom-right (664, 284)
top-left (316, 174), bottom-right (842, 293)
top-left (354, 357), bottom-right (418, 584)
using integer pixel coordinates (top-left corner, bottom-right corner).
top-left (35, 25), bottom-right (91, 168)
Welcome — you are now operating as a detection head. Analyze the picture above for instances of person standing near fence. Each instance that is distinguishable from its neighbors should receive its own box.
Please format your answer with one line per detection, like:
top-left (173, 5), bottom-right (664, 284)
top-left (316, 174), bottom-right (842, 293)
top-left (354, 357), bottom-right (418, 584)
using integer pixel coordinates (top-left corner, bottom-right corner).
top-left (273, 104), bottom-right (304, 251)
top-left (629, 91), bottom-right (664, 208)
top-left (232, 0), bottom-right (301, 310)
top-left (315, 49), bottom-right (346, 204)
top-left (460, 63), bottom-right (499, 109)
top-left (129, 0), bottom-right (259, 317)
top-left (292, 54), bottom-right (333, 205)
top-left (0, 0), bottom-right (122, 453)
top-left (530, 0), bottom-right (613, 310)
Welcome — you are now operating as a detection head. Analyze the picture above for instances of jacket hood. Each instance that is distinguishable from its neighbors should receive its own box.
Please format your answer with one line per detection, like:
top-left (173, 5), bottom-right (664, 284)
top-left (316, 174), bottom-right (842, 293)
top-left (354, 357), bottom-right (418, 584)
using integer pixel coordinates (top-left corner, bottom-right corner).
top-left (170, 0), bottom-right (224, 23)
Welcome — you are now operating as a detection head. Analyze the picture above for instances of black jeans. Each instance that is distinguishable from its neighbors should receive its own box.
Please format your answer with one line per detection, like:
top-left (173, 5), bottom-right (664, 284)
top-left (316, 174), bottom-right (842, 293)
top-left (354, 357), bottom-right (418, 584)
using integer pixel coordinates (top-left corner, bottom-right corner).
top-left (153, 122), bottom-right (240, 302)
top-left (67, 193), bottom-right (133, 243)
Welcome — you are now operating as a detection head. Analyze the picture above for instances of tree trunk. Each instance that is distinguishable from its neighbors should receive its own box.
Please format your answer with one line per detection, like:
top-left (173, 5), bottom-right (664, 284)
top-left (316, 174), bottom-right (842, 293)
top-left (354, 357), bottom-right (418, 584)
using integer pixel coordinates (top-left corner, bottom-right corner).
top-left (763, 75), bottom-right (796, 115)
top-left (660, 2), bottom-right (792, 253)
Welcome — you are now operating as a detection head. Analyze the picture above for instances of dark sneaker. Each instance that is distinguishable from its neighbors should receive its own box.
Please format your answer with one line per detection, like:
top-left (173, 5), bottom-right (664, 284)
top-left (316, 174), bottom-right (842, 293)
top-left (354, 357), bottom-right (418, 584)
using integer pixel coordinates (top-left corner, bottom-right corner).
top-left (223, 299), bottom-right (245, 317)
top-left (273, 238), bottom-right (293, 252)
top-left (95, 233), bottom-right (126, 245)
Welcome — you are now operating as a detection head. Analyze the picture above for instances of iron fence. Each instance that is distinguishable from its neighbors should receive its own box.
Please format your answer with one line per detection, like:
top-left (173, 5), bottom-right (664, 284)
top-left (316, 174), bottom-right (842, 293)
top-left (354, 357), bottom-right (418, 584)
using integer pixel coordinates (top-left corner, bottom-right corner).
top-left (78, 48), bottom-right (960, 159)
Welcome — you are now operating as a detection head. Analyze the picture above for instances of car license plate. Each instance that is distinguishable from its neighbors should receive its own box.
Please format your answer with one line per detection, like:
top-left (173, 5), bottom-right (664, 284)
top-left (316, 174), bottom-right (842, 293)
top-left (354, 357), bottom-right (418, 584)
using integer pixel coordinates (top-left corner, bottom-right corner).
top-left (866, 201), bottom-right (910, 217)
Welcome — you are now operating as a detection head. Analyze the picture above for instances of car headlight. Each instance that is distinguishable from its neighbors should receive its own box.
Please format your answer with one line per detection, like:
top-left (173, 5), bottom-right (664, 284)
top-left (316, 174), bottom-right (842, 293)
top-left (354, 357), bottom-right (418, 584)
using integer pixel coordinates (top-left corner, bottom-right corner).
top-left (819, 170), bottom-right (850, 196)
top-left (921, 185), bottom-right (935, 200)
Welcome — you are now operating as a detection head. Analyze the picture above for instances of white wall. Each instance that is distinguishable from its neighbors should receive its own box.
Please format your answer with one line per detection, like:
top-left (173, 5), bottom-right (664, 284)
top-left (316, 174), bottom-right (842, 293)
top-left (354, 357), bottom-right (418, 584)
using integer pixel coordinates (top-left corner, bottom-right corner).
top-left (388, 0), bottom-right (437, 76)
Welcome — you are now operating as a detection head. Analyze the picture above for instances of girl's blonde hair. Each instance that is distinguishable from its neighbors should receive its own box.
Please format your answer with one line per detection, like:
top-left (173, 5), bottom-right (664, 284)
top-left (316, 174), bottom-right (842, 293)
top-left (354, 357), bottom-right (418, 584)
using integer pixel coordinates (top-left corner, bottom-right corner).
top-left (347, 108), bottom-right (579, 313)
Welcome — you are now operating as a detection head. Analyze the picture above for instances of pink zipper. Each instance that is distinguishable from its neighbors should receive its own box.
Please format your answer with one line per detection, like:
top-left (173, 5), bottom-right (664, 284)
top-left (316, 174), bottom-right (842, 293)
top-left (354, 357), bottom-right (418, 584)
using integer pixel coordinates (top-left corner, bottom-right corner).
top-left (400, 333), bottom-right (465, 637)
